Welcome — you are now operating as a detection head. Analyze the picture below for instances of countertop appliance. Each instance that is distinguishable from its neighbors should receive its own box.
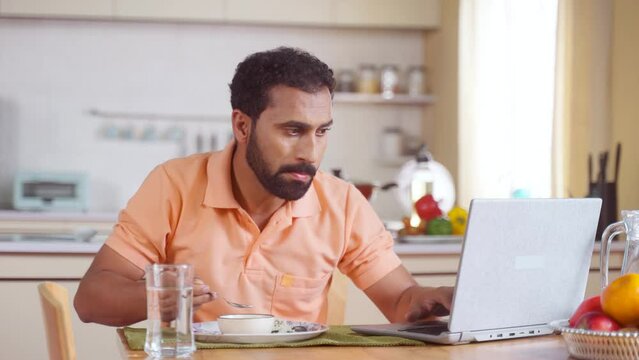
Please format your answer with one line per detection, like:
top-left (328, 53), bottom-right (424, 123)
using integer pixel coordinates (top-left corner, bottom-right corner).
top-left (13, 171), bottom-right (89, 212)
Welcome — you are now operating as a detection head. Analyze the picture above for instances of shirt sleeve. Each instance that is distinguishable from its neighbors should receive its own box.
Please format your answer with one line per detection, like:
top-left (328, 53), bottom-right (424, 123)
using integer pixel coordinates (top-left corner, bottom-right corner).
top-left (337, 184), bottom-right (402, 290)
top-left (104, 164), bottom-right (181, 271)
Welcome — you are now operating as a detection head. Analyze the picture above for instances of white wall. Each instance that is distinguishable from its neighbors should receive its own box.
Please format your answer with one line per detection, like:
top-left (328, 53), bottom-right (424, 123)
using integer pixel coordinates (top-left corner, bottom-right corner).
top-left (0, 18), bottom-right (425, 219)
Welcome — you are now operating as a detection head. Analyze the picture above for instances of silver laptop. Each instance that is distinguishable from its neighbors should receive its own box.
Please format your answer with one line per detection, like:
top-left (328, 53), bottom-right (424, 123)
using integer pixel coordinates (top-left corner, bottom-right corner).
top-left (352, 198), bottom-right (602, 344)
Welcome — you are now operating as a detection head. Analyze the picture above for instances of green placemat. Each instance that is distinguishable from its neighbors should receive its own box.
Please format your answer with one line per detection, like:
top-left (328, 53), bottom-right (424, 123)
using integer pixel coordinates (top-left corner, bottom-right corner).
top-left (123, 325), bottom-right (425, 349)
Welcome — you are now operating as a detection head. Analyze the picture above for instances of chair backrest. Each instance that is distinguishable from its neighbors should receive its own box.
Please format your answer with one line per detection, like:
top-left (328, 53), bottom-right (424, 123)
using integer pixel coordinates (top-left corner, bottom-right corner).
top-left (38, 282), bottom-right (76, 360)
top-left (326, 271), bottom-right (348, 325)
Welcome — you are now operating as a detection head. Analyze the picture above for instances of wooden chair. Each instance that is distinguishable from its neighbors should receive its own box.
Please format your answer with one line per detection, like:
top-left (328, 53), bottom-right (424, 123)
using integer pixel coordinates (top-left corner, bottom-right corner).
top-left (38, 282), bottom-right (77, 360)
top-left (326, 271), bottom-right (349, 325)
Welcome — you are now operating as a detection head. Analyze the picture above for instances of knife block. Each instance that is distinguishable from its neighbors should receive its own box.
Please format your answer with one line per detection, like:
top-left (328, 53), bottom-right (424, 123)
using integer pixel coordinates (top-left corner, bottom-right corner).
top-left (589, 181), bottom-right (618, 241)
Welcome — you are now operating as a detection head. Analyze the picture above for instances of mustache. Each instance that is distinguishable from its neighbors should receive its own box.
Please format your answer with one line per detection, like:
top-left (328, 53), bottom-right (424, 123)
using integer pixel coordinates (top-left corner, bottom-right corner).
top-left (277, 163), bottom-right (317, 177)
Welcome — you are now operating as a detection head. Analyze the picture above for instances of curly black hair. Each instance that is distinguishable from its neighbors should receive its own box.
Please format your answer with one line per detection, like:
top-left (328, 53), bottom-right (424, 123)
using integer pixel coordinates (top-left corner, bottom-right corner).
top-left (229, 47), bottom-right (336, 120)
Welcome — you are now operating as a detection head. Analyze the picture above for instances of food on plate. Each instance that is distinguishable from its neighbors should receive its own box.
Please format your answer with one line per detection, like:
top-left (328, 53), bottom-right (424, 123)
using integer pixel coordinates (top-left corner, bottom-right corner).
top-left (426, 218), bottom-right (453, 235)
top-left (574, 311), bottom-right (620, 331)
top-left (447, 206), bottom-right (468, 235)
top-left (601, 273), bottom-right (639, 326)
top-left (569, 295), bottom-right (603, 327)
top-left (414, 194), bottom-right (442, 221)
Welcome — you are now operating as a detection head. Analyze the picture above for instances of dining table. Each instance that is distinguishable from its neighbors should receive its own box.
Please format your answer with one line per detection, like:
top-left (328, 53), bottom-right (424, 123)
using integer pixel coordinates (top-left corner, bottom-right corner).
top-left (116, 328), bottom-right (573, 359)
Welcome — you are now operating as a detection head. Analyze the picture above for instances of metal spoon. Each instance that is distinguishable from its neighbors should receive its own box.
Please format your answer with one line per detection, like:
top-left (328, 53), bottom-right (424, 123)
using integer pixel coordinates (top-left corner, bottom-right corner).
top-left (207, 292), bottom-right (253, 309)
top-left (223, 298), bottom-right (254, 309)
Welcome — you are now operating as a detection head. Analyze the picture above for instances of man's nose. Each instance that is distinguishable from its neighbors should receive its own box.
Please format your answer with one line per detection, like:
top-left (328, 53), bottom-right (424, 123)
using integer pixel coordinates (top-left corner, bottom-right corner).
top-left (296, 134), bottom-right (320, 164)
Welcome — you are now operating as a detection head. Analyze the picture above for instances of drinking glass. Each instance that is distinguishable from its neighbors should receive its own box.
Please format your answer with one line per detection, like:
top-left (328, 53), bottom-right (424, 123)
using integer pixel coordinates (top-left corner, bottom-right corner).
top-left (144, 264), bottom-right (195, 358)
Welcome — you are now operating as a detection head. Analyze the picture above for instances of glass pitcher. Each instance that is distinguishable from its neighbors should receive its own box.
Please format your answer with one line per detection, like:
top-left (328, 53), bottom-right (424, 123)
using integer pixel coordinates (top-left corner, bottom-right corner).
top-left (600, 210), bottom-right (639, 289)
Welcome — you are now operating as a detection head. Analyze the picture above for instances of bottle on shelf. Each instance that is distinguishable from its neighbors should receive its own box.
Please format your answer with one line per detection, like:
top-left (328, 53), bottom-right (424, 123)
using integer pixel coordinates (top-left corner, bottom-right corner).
top-left (357, 64), bottom-right (380, 94)
top-left (407, 65), bottom-right (427, 96)
top-left (380, 64), bottom-right (400, 99)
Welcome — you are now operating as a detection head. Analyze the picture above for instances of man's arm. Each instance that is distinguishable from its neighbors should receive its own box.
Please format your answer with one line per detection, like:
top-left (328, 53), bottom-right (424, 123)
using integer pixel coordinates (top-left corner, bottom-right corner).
top-left (74, 246), bottom-right (216, 326)
top-left (364, 265), bottom-right (453, 323)
top-left (74, 246), bottom-right (148, 326)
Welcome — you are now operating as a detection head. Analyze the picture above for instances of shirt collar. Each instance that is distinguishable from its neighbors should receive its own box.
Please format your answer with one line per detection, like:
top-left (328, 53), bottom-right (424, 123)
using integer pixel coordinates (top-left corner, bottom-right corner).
top-left (203, 142), bottom-right (241, 209)
top-left (203, 142), bottom-right (322, 218)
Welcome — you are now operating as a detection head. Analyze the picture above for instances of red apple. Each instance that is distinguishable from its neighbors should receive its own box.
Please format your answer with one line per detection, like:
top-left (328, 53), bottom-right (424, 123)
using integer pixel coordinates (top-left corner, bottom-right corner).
top-left (569, 295), bottom-right (603, 327)
top-left (575, 312), bottom-right (620, 331)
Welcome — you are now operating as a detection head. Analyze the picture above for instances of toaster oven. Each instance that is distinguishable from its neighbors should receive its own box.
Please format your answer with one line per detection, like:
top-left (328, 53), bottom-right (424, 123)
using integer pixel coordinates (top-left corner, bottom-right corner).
top-left (13, 172), bottom-right (88, 211)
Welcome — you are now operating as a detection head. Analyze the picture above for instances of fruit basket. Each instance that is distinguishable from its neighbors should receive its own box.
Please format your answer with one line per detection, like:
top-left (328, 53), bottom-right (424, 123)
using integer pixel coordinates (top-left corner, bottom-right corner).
top-left (550, 320), bottom-right (639, 360)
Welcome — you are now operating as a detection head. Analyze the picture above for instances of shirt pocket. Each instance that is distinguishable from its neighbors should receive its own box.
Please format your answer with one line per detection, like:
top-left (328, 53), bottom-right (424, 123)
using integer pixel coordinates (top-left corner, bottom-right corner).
top-left (271, 272), bottom-right (331, 322)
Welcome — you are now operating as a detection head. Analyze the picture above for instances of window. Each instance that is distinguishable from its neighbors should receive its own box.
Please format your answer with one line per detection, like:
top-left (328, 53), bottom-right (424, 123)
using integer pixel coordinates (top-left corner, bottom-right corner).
top-left (458, 0), bottom-right (559, 204)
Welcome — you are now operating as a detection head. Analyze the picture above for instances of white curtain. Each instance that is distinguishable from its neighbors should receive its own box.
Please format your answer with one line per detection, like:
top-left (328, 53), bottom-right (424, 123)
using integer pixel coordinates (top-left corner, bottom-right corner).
top-left (458, 0), bottom-right (559, 206)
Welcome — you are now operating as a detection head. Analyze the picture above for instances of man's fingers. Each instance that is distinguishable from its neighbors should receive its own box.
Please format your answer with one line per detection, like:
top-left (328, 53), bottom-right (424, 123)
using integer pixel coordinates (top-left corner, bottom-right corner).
top-left (405, 287), bottom-right (454, 322)
top-left (193, 292), bottom-right (216, 306)
top-left (430, 303), bottom-right (450, 316)
top-left (435, 286), bottom-right (454, 309)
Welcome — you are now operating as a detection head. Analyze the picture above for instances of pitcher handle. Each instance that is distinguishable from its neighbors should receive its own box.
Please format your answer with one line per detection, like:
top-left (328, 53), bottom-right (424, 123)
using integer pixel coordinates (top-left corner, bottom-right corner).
top-left (600, 221), bottom-right (625, 289)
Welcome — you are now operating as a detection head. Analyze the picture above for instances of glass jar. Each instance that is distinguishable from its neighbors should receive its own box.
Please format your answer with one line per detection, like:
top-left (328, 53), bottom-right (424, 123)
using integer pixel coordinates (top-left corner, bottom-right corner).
top-left (407, 65), bottom-right (426, 96)
top-left (380, 127), bottom-right (403, 159)
top-left (336, 69), bottom-right (356, 92)
top-left (357, 64), bottom-right (379, 94)
top-left (380, 64), bottom-right (400, 99)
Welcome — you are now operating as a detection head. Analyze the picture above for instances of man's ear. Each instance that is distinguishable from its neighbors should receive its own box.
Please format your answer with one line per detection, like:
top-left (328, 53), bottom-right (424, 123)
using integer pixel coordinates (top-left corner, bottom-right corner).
top-left (231, 110), bottom-right (252, 144)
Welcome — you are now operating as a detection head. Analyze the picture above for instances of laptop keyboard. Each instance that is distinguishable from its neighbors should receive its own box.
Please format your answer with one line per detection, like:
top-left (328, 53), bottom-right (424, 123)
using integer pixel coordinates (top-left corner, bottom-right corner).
top-left (399, 320), bottom-right (449, 336)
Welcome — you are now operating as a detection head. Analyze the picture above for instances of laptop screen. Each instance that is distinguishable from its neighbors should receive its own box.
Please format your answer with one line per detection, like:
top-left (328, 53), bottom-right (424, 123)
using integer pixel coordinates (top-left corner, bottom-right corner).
top-left (448, 198), bottom-right (601, 333)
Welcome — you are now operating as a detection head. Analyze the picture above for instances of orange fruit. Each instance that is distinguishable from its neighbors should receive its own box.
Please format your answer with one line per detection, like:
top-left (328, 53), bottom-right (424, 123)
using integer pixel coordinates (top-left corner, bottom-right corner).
top-left (602, 273), bottom-right (639, 326)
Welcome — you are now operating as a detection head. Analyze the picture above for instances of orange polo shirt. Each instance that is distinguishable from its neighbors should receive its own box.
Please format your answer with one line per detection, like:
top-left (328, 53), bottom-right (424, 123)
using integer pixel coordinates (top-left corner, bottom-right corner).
top-left (105, 143), bottom-right (401, 323)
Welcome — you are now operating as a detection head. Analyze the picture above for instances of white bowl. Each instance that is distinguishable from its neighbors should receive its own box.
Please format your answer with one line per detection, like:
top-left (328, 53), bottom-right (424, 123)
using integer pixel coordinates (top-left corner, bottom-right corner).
top-left (217, 314), bottom-right (275, 335)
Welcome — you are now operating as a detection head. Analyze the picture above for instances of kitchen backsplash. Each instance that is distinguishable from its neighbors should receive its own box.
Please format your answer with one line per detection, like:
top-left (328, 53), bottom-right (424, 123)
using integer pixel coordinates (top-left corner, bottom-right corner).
top-left (0, 18), bottom-right (426, 220)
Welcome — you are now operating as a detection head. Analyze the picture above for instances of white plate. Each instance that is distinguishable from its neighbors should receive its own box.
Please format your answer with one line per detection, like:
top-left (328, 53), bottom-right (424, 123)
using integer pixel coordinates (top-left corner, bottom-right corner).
top-left (193, 318), bottom-right (328, 344)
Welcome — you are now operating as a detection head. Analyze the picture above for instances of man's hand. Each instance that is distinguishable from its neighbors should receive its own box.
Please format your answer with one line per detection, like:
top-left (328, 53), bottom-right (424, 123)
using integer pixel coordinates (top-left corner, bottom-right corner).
top-left (156, 275), bottom-right (217, 322)
top-left (403, 286), bottom-right (453, 322)
top-left (193, 277), bottom-right (217, 312)
top-left (364, 265), bottom-right (454, 323)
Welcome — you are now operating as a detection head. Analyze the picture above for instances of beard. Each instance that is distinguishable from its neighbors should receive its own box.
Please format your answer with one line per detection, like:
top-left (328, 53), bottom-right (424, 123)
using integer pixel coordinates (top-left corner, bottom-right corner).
top-left (246, 129), bottom-right (317, 201)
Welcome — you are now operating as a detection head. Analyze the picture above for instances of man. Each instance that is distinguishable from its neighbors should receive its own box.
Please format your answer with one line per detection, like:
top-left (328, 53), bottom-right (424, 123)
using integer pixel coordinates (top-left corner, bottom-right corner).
top-left (74, 47), bottom-right (452, 326)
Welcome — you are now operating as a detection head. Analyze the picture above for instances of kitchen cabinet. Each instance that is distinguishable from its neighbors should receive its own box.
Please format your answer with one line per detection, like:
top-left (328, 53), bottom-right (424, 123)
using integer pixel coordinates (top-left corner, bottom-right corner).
top-left (0, 0), bottom-right (111, 17)
top-left (332, 0), bottom-right (440, 29)
top-left (226, 0), bottom-right (332, 26)
top-left (0, 253), bottom-right (121, 360)
top-left (226, 0), bottom-right (440, 29)
top-left (114, 0), bottom-right (224, 21)
top-left (0, 0), bottom-right (441, 30)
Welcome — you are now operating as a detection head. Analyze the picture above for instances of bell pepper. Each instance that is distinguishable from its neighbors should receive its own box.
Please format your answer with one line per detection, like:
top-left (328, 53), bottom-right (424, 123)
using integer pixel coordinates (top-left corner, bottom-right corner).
top-left (447, 206), bottom-right (468, 235)
top-left (415, 194), bottom-right (443, 221)
top-left (426, 218), bottom-right (453, 235)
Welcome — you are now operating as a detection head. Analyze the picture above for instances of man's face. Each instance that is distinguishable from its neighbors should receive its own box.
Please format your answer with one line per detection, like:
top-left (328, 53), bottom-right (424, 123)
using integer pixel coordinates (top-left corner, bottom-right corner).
top-left (246, 85), bottom-right (333, 200)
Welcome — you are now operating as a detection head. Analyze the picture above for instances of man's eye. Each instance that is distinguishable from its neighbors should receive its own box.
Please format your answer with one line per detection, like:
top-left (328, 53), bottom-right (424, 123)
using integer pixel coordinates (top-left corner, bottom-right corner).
top-left (286, 128), bottom-right (302, 136)
top-left (317, 127), bottom-right (331, 136)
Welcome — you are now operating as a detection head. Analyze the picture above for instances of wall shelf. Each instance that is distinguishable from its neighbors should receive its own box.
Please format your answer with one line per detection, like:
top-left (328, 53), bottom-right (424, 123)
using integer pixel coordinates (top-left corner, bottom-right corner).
top-left (375, 156), bottom-right (414, 167)
top-left (333, 92), bottom-right (435, 105)
top-left (87, 108), bottom-right (228, 122)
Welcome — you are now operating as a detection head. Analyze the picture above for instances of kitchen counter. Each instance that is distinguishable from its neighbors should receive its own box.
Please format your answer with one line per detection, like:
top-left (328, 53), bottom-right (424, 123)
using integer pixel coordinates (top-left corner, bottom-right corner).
top-left (0, 209), bottom-right (117, 222)
top-left (0, 234), bottom-right (627, 255)
top-left (394, 240), bottom-right (626, 255)
top-left (0, 239), bottom-right (103, 254)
